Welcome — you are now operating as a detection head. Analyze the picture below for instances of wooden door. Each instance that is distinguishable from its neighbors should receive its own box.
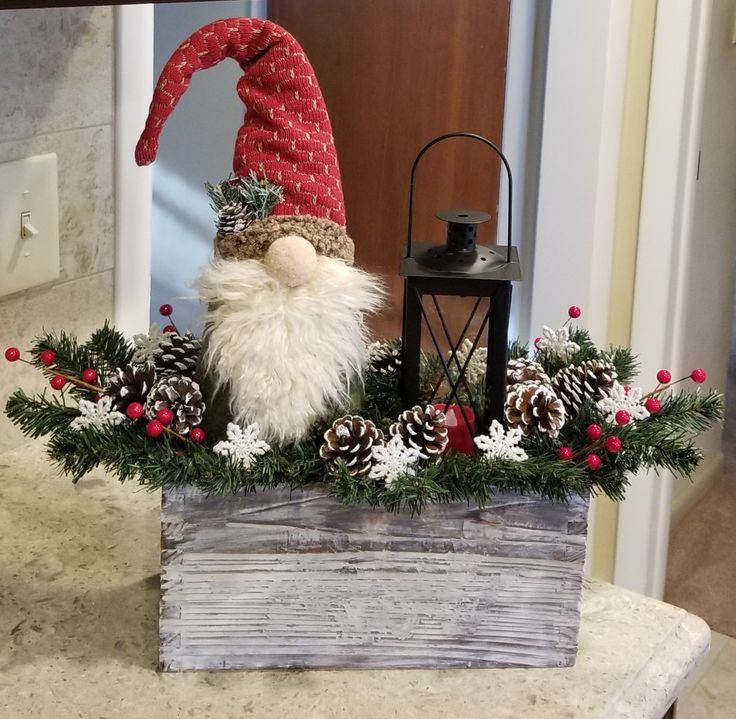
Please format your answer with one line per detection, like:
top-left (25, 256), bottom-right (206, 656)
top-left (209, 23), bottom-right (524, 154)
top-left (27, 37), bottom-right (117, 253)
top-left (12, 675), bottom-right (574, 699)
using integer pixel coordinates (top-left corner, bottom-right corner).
top-left (269, 0), bottom-right (511, 340)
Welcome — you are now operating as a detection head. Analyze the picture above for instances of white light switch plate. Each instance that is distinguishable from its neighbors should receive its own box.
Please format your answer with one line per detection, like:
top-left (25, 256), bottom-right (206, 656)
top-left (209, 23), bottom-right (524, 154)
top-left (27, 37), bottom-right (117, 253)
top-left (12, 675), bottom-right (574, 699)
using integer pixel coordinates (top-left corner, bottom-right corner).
top-left (0, 153), bottom-right (60, 297)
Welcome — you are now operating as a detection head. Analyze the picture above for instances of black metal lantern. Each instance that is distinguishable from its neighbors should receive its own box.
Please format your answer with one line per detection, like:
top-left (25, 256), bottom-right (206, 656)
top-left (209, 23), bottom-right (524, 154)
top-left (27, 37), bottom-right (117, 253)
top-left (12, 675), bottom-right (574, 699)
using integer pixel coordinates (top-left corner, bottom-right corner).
top-left (400, 132), bottom-right (522, 432)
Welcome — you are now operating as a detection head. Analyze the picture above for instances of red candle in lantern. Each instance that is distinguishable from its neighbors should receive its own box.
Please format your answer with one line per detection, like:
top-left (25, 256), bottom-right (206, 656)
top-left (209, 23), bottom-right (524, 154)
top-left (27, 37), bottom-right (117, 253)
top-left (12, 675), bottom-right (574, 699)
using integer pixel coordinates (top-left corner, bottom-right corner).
top-left (435, 404), bottom-right (476, 455)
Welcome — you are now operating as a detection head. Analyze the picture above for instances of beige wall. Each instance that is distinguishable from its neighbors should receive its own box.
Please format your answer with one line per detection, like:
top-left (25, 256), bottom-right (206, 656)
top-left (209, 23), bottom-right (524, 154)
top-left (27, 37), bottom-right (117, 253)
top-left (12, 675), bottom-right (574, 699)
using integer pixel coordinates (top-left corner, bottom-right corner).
top-left (0, 8), bottom-right (115, 452)
top-left (590, 0), bottom-right (658, 581)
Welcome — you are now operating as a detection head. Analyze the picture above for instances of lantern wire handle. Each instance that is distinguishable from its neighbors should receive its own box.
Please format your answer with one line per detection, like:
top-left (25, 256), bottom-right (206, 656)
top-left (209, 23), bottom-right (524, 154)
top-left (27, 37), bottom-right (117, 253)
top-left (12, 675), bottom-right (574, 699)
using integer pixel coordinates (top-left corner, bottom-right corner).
top-left (406, 132), bottom-right (513, 264)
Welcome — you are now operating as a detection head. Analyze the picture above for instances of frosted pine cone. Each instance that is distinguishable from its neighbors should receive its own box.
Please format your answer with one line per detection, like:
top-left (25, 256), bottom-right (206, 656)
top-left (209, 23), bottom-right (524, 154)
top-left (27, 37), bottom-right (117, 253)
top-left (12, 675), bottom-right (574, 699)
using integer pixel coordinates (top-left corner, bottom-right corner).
top-left (144, 374), bottom-right (205, 434)
top-left (552, 360), bottom-right (618, 418)
top-left (505, 382), bottom-right (565, 438)
top-left (507, 358), bottom-right (551, 388)
top-left (217, 202), bottom-right (249, 236)
top-left (154, 330), bottom-right (201, 379)
top-left (367, 340), bottom-right (402, 375)
top-left (320, 415), bottom-right (385, 477)
top-left (104, 363), bottom-right (156, 413)
top-left (389, 404), bottom-right (448, 461)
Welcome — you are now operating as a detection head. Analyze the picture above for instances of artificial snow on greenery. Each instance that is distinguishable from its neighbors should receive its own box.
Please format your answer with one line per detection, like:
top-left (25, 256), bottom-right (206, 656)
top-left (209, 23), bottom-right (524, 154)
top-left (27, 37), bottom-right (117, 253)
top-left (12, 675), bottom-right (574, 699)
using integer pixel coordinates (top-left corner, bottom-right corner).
top-left (132, 323), bottom-right (164, 364)
top-left (70, 396), bottom-right (125, 432)
top-left (454, 338), bottom-right (488, 384)
top-left (536, 325), bottom-right (581, 361)
top-left (369, 435), bottom-right (420, 487)
top-left (474, 420), bottom-right (528, 462)
top-left (213, 422), bottom-right (271, 469)
top-left (597, 382), bottom-right (650, 423)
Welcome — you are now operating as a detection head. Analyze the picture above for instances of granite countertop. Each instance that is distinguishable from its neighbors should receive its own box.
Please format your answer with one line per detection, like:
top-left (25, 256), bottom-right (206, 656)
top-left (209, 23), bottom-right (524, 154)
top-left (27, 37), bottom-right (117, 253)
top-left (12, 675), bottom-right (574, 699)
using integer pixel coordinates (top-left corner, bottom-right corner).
top-left (0, 443), bottom-right (710, 719)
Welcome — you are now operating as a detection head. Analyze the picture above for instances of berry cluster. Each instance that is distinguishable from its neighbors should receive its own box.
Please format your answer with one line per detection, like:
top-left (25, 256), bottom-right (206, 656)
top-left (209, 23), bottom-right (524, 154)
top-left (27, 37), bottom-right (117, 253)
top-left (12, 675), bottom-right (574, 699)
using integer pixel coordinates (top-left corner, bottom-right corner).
top-left (4, 302), bottom-right (206, 446)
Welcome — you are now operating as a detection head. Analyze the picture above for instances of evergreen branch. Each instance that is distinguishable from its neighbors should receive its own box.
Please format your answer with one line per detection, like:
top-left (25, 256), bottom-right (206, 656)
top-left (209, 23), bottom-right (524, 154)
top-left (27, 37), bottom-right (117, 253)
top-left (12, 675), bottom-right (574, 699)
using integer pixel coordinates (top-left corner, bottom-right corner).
top-left (5, 389), bottom-right (79, 438)
top-left (601, 346), bottom-right (640, 385)
top-left (84, 322), bottom-right (135, 377)
top-left (508, 339), bottom-right (529, 361)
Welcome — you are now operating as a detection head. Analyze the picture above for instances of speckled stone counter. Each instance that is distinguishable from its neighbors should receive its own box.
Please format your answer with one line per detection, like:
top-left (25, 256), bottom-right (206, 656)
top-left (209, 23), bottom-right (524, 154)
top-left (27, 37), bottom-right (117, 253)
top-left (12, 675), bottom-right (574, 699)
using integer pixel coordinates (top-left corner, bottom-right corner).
top-left (0, 443), bottom-right (710, 719)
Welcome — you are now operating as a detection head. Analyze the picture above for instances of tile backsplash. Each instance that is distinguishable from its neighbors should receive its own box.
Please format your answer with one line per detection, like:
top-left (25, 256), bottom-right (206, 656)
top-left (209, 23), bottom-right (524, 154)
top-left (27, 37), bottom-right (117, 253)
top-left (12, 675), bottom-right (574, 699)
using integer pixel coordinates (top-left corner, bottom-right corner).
top-left (0, 7), bottom-right (115, 452)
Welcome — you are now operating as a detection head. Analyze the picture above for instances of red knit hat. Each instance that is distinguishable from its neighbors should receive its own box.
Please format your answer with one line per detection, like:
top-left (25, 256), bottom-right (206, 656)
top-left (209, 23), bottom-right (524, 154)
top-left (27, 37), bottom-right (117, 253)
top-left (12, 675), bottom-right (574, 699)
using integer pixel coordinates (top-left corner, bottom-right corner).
top-left (136, 18), bottom-right (346, 231)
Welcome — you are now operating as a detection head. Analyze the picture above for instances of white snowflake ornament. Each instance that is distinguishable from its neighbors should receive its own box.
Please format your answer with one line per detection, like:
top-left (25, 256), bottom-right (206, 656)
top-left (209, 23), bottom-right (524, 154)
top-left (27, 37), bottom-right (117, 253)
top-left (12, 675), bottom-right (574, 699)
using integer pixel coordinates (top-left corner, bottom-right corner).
top-left (369, 435), bottom-right (421, 487)
top-left (70, 395), bottom-right (126, 431)
top-left (213, 422), bottom-right (271, 469)
top-left (454, 338), bottom-right (487, 384)
top-left (474, 420), bottom-right (528, 462)
top-left (535, 325), bottom-right (580, 361)
top-left (132, 323), bottom-right (164, 364)
top-left (596, 382), bottom-right (650, 423)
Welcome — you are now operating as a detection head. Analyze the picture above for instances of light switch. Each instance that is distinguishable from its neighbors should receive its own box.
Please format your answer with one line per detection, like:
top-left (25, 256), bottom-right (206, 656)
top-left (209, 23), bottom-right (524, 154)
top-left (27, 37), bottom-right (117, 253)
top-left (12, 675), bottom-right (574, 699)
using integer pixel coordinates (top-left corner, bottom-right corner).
top-left (0, 153), bottom-right (60, 297)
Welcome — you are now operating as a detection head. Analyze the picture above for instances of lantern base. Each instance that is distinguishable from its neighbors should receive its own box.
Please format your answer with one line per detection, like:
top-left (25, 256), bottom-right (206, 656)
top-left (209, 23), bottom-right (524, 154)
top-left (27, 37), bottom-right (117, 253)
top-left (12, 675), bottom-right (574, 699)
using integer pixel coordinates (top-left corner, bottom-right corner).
top-left (400, 243), bottom-right (521, 282)
top-left (417, 244), bottom-right (506, 275)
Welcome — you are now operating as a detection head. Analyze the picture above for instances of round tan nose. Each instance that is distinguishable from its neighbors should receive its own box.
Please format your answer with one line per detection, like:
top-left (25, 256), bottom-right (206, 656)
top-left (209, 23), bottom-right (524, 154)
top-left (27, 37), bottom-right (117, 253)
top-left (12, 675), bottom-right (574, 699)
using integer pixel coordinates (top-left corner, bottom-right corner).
top-left (263, 235), bottom-right (318, 287)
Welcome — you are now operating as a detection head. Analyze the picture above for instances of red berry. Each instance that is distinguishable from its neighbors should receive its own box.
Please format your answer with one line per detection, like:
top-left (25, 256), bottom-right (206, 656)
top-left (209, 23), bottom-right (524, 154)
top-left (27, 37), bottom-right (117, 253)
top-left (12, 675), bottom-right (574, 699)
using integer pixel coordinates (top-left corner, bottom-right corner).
top-left (190, 427), bottom-right (206, 444)
top-left (4, 347), bottom-right (20, 362)
top-left (162, 324), bottom-right (176, 334)
top-left (159, 303), bottom-right (173, 317)
top-left (568, 305), bottom-right (581, 319)
top-left (656, 369), bottom-right (671, 385)
top-left (645, 397), bottom-right (661, 414)
top-left (605, 436), bottom-right (622, 453)
top-left (39, 349), bottom-right (57, 366)
top-left (690, 368), bottom-right (707, 384)
top-left (586, 424), bottom-right (603, 440)
top-left (615, 410), bottom-right (631, 426)
top-left (146, 420), bottom-right (164, 438)
top-left (50, 375), bottom-right (67, 390)
top-left (558, 446), bottom-right (574, 461)
top-left (156, 407), bottom-right (174, 425)
top-left (126, 402), bottom-right (145, 420)
top-left (534, 337), bottom-right (542, 347)
top-left (586, 454), bottom-right (602, 471)
top-left (624, 385), bottom-right (632, 395)
top-left (81, 368), bottom-right (98, 384)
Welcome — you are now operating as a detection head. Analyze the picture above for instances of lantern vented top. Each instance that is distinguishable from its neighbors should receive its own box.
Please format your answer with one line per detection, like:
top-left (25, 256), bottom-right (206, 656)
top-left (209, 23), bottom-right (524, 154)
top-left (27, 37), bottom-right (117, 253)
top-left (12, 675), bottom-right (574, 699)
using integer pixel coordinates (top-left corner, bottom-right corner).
top-left (415, 207), bottom-right (504, 275)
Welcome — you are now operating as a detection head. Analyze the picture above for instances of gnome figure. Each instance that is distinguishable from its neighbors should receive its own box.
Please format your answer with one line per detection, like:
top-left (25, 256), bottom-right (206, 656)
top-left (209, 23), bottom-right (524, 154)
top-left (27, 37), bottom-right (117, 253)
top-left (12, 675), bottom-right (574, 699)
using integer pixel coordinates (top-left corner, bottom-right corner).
top-left (136, 18), bottom-right (383, 445)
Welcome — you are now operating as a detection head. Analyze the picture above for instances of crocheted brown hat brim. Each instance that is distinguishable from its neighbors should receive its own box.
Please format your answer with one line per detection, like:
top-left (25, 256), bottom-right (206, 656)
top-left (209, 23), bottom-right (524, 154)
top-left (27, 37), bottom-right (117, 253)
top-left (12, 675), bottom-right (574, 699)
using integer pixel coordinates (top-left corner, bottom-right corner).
top-left (215, 215), bottom-right (355, 265)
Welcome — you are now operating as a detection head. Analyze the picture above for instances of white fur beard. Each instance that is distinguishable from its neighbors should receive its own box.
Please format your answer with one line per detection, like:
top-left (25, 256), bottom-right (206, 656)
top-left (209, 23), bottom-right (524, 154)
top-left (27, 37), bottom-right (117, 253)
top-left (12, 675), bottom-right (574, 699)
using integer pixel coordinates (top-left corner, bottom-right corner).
top-left (198, 257), bottom-right (384, 445)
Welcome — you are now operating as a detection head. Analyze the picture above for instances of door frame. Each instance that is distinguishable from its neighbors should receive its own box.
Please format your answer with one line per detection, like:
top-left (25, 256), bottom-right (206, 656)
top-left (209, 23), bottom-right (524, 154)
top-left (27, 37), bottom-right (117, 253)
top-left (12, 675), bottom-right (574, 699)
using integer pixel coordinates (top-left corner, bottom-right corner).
top-left (114, 4), bottom-right (154, 336)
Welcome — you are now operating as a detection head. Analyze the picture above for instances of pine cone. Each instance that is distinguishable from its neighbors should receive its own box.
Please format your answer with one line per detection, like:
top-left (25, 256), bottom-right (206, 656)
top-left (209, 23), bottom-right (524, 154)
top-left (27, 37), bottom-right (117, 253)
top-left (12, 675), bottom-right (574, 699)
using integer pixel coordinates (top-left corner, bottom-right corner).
top-left (552, 360), bottom-right (618, 418)
top-left (507, 358), bottom-right (551, 387)
top-left (217, 202), bottom-right (249, 236)
top-left (154, 331), bottom-right (201, 379)
top-left (390, 404), bottom-right (448, 461)
top-left (320, 415), bottom-right (384, 477)
top-left (144, 374), bottom-right (205, 434)
top-left (104, 363), bottom-right (156, 412)
top-left (505, 382), bottom-right (565, 438)
top-left (367, 340), bottom-right (401, 375)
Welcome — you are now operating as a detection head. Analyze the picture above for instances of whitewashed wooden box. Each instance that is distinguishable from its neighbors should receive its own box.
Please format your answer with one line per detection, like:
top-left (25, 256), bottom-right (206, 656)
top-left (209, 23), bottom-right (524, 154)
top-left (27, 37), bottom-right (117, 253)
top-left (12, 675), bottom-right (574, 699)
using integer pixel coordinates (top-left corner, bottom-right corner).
top-left (160, 485), bottom-right (589, 672)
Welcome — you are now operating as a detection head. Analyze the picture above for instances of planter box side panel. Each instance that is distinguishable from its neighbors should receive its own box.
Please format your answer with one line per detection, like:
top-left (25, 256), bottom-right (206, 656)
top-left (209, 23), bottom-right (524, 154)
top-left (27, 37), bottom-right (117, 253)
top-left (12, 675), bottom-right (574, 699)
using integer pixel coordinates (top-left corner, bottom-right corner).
top-left (160, 486), bottom-right (588, 671)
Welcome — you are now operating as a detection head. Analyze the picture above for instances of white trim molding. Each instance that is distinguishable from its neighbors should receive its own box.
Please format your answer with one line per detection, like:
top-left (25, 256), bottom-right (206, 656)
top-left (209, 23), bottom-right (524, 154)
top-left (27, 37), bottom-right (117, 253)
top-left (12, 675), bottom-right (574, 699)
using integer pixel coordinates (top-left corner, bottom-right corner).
top-left (529, 0), bottom-right (631, 346)
top-left (614, 0), bottom-right (713, 597)
top-left (114, 5), bottom-right (154, 336)
top-left (529, 1), bottom-right (633, 575)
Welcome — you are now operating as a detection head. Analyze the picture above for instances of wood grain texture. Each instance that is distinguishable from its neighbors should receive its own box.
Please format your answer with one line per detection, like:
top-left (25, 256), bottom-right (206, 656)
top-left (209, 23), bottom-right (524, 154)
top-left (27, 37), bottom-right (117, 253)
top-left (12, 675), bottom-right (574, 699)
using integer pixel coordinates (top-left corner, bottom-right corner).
top-left (160, 486), bottom-right (588, 671)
